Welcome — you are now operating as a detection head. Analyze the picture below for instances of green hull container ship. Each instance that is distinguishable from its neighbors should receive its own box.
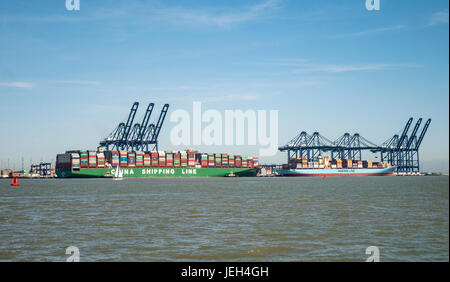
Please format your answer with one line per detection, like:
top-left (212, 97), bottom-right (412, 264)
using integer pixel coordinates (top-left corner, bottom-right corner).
top-left (57, 167), bottom-right (258, 178)
top-left (56, 150), bottom-right (259, 178)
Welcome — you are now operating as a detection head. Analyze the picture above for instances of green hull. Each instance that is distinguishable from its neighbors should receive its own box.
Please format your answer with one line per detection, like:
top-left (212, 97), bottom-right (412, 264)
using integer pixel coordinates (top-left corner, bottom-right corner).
top-left (56, 167), bottom-right (258, 178)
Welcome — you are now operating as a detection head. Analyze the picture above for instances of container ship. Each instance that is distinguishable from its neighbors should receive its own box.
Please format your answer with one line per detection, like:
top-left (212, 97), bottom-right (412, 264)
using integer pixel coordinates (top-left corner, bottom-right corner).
top-left (56, 150), bottom-right (259, 178)
top-left (277, 156), bottom-right (395, 177)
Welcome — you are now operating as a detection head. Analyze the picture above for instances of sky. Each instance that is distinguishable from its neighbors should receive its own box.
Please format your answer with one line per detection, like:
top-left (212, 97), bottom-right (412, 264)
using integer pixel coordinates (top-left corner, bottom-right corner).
top-left (0, 0), bottom-right (449, 172)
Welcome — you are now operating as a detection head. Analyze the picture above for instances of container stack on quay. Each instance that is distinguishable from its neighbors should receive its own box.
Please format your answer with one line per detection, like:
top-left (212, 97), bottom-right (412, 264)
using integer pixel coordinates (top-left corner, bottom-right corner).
top-left (0, 168), bottom-right (56, 178)
top-left (1, 169), bottom-right (14, 178)
top-left (259, 167), bottom-right (276, 177)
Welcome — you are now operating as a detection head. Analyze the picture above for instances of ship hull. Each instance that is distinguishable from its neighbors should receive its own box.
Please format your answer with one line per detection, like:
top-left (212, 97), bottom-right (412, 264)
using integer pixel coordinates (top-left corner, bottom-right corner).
top-left (56, 167), bottom-right (258, 178)
top-left (277, 167), bottom-right (396, 177)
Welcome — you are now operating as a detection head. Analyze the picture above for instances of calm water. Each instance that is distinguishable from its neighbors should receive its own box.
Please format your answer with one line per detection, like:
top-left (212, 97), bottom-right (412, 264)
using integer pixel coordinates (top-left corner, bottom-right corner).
top-left (0, 176), bottom-right (448, 262)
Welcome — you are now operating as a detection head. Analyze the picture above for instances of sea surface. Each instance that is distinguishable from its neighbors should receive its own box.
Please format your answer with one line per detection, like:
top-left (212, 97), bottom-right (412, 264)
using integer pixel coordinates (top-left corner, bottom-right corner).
top-left (0, 176), bottom-right (448, 262)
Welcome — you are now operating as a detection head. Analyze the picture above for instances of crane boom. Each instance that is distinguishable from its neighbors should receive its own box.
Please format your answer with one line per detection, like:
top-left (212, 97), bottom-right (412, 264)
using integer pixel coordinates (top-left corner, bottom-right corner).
top-left (138, 103), bottom-right (155, 141)
top-left (397, 117), bottom-right (413, 149)
top-left (406, 118), bottom-right (422, 149)
top-left (150, 104), bottom-right (169, 143)
top-left (121, 102), bottom-right (139, 144)
top-left (415, 119), bottom-right (431, 150)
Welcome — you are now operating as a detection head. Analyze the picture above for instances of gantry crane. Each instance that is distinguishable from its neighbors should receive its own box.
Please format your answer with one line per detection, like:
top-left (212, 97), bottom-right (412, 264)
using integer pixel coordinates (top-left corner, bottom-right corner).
top-left (280, 118), bottom-right (431, 173)
top-left (99, 102), bottom-right (169, 151)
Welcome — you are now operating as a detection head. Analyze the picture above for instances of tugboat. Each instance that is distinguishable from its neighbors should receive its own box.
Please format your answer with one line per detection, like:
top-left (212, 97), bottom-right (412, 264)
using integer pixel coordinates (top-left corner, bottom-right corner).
top-left (226, 171), bottom-right (236, 177)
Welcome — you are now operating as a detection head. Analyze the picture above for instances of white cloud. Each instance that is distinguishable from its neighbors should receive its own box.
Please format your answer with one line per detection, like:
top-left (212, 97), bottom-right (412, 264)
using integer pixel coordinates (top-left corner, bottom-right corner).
top-left (0, 15), bottom-right (89, 24)
top-left (270, 59), bottom-right (418, 74)
top-left (154, 0), bottom-right (281, 28)
top-left (51, 80), bottom-right (102, 86)
top-left (163, 93), bottom-right (260, 103)
top-left (429, 9), bottom-right (449, 26)
top-left (292, 63), bottom-right (396, 73)
top-left (330, 25), bottom-right (405, 38)
top-left (0, 81), bottom-right (34, 88)
top-left (1, 0), bottom-right (281, 28)
top-left (200, 94), bottom-right (260, 103)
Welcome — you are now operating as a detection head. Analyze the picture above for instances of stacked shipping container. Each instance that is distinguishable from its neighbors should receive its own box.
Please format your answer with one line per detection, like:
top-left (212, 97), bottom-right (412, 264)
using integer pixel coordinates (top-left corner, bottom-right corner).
top-left (136, 151), bottom-right (144, 167)
top-left (174, 152), bottom-right (180, 167)
top-left (158, 151), bottom-right (166, 167)
top-left (188, 151), bottom-right (195, 168)
top-left (208, 154), bottom-right (215, 167)
top-left (128, 151), bottom-right (136, 167)
top-left (88, 151), bottom-right (97, 168)
top-left (151, 151), bottom-right (159, 167)
top-left (166, 151), bottom-right (174, 167)
top-left (71, 153), bottom-right (80, 170)
top-left (97, 152), bottom-right (105, 168)
top-left (80, 150), bottom-right (88, 168)
top-left (62, 150), bottom-right (261, 170)
top-left (235, 155), bottom-right (242, 167)
top-left (215, 154), bottom-right (221, 168)
top-left (221, 154), bottom-right (228, 167)
top-left (120, 151), bottom-right (128, 167)
top-left (229, 155), bottom-right (235, 167)
top-left (144, 153), bottom-right (151, 167)
top-left (181, 151), bottom-right (188, 168)
top-left (200, 153), bottom-right (208, 167)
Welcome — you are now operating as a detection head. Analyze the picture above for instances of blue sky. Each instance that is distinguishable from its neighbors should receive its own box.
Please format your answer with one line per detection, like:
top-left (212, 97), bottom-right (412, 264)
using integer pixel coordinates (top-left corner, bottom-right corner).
top-left (0, 0), bottom-right (448, 172)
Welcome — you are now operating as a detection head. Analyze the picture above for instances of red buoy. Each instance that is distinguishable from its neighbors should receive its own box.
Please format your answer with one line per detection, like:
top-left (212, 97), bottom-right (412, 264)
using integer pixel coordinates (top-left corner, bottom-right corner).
top-left (11, 177), bottom-right (19, 186)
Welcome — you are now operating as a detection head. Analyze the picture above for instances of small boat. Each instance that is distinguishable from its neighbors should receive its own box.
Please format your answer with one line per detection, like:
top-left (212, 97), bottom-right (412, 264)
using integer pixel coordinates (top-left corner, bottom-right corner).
top-left (113, 166), bottom-right (123, 180)
top-left (225, 171), bottom-right (236, 177)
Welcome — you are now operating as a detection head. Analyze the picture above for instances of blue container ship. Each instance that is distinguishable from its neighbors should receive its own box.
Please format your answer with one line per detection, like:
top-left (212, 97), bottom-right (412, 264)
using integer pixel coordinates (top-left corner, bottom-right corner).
top-left (277, 167), bottom-right (396, 177)
top-left (276, 156), bottom-right (396, 177)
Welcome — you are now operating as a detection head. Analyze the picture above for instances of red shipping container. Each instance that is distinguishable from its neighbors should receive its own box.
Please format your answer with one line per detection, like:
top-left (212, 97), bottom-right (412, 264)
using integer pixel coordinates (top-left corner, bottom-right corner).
top-left (159, 156), bottom-right (166, 167)
top-left (151, 152), bottom-right (159, 167)
top-left (235, 156), bottom-right (242, 167)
